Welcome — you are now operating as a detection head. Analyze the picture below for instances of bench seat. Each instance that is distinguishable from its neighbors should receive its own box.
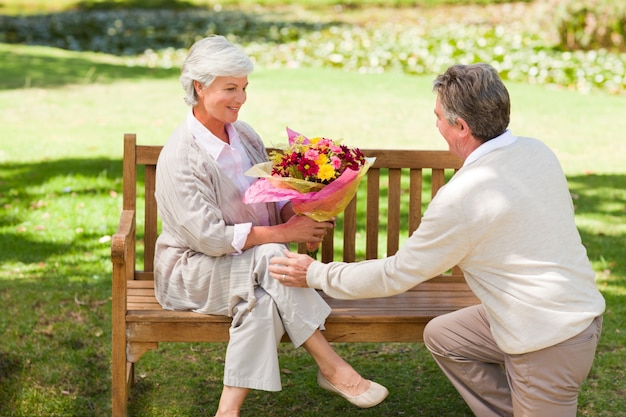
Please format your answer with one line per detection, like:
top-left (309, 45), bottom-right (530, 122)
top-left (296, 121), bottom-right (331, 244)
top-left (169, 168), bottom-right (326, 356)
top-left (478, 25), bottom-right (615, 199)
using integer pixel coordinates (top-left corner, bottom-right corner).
top-left (125, 276), bottom-right (478, 349)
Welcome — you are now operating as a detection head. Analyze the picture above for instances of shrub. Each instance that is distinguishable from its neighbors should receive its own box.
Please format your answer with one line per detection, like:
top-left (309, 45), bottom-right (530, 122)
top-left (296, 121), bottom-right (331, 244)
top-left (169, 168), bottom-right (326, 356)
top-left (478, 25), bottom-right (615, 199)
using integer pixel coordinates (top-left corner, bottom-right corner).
top-left (552, 0), bottom-right (626, 52)
top-left (0, 9), bottom-right (319, 55)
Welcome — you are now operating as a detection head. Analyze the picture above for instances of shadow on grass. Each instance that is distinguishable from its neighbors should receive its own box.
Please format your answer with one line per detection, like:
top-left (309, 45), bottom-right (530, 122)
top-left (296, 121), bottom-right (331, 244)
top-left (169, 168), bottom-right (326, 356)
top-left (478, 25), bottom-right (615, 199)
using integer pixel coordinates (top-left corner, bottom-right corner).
top-left (0, 276), bottom-right (112, 416)
top-left (568, 173), bottom-right (626, 278)
top-left (0, 157), bottom-right (122, 206)
top-left (0, 156), bottom-right (122, 415)
top-left (0, 350), bottom-right (24, 414)
top-left (0, 350), bottom-right (21, 397)
top-left (566, 173), bottom-right (626, 413)
top-left (0, 45), bottom-right (179, 90)
top-left (0, 157), bottom-right (123, 266)
top-left (0, 231), bottom-right (73, 264)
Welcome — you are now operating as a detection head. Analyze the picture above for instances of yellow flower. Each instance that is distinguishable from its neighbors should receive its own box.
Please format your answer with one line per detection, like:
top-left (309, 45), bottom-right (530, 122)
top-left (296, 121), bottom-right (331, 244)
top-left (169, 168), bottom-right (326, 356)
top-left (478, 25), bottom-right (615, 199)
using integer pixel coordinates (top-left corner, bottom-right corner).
top-left (316, 153), bottom-right (329, 166)
top-left (317, 163), bottom-right (336, 181)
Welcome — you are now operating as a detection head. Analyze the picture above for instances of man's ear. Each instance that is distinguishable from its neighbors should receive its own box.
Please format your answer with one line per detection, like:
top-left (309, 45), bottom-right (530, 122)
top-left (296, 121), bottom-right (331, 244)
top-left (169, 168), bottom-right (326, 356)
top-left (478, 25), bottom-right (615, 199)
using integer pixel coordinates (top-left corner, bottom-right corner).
top-left (456, 117), bottom-right (471, 136)
top-left (456, 117), bottom-right (466, 130)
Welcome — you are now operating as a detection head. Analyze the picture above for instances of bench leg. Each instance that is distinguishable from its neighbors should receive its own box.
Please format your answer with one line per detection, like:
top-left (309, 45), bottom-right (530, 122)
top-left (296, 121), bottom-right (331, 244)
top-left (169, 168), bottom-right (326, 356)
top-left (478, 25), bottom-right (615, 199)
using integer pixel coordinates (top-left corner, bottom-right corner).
top-left (112, 340), bottom-right (129, 417)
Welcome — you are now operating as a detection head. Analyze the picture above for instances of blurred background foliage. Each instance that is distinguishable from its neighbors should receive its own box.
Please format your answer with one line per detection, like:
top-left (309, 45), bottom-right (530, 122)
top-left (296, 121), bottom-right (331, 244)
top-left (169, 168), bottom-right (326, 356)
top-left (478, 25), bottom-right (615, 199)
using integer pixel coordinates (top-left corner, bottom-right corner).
top-left (1, 0), bottom-right (625, 94)
top-left (552, 0), bottom-right (625, 52)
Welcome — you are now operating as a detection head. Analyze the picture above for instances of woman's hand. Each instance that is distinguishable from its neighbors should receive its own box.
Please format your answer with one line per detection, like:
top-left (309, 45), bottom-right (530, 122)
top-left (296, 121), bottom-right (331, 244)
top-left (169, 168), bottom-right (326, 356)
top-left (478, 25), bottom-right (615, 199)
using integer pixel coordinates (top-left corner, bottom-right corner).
top-left (281, 215), bottom-right (333, 243)
top-left (269, 249), bottom-right (315, 287)
top-left (243, 215), bottom-right (333, 250)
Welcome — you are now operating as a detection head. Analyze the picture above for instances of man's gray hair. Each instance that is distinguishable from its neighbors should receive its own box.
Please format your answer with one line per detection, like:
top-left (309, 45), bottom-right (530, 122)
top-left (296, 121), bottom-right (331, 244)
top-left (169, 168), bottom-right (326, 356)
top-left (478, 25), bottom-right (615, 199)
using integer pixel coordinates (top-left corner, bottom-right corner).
top-left (433, 63), bottom-right (510, 142)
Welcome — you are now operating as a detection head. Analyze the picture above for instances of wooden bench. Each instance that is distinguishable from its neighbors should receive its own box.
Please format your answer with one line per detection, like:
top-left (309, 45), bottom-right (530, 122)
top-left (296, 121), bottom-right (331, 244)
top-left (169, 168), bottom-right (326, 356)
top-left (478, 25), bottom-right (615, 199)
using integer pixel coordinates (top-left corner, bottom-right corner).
top-left (111, 133), bottom-right (480, 417)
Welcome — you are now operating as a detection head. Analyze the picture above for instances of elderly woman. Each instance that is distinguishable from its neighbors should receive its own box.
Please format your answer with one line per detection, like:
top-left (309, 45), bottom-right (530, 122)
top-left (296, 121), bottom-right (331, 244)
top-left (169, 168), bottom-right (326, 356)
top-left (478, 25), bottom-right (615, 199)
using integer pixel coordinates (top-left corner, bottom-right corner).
top-left (153, 35), bottom-right (388, 416)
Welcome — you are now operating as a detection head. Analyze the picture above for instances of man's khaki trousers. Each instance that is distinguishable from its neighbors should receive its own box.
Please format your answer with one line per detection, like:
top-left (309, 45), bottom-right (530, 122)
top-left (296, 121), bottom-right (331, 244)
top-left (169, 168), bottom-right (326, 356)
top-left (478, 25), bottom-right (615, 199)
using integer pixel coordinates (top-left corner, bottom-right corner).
top-left (424, 304), bottom-right (602, 417)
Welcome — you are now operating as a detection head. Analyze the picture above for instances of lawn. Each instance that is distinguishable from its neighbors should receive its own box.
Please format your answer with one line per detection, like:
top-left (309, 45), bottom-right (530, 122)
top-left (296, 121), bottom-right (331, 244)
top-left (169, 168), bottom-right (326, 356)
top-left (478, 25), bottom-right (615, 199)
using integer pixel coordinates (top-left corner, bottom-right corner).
top-left (1, 1), bottom-right (625, 416)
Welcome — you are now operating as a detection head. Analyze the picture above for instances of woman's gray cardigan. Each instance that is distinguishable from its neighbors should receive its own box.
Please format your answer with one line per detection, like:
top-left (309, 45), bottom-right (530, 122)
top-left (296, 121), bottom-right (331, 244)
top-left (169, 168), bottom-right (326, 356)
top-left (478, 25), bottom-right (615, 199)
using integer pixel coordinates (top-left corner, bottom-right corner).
top-left (153, 119), bottom-right (282, 317)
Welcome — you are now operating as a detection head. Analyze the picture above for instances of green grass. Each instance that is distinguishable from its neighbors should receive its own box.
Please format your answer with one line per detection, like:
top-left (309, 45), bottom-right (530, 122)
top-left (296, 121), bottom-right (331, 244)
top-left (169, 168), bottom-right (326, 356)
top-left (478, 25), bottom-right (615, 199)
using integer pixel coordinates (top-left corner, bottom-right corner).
top-left (1, 7), bottom-right (625, 417)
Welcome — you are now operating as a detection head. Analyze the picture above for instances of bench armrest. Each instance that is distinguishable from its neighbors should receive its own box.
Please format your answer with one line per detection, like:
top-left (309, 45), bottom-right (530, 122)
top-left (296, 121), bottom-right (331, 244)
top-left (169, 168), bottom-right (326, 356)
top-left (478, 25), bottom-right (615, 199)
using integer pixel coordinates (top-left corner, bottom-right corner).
top-left (111, 210), bottom-right (136, 264)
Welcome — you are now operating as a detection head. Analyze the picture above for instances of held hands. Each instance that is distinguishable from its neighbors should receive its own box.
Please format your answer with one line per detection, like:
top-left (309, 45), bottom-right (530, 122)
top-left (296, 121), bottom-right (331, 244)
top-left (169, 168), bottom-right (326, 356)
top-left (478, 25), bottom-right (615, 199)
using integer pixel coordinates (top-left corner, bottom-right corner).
top-left (269, 249), bottom-right (314, 288)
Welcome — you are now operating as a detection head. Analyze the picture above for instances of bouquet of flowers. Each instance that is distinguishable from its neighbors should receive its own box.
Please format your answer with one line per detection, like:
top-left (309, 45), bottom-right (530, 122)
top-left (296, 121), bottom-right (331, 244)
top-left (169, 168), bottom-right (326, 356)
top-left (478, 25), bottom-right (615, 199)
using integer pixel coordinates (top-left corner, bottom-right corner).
top-left (244, 127), bottom-right (375, 255)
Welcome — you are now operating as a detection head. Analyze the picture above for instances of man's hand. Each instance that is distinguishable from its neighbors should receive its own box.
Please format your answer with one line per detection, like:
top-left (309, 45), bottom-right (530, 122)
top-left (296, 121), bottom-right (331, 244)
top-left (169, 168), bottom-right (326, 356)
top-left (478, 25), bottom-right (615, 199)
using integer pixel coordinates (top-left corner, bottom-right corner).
top-left (269, 249), bottom-right (316, 287)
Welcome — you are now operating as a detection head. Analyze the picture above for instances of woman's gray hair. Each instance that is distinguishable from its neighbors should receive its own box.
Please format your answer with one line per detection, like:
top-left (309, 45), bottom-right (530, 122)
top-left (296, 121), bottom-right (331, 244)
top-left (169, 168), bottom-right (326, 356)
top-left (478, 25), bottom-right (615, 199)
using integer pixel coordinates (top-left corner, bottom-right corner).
top-left (433, 63), bottom-right (510, 142)
top-left (180, 35), bottom-right (254, 106)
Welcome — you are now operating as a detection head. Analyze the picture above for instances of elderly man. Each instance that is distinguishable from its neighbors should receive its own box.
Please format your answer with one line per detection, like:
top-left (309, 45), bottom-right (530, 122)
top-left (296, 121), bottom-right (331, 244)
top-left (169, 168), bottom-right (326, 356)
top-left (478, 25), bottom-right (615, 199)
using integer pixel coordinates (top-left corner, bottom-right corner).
top-left (269, 63), bottom-right (605, 417)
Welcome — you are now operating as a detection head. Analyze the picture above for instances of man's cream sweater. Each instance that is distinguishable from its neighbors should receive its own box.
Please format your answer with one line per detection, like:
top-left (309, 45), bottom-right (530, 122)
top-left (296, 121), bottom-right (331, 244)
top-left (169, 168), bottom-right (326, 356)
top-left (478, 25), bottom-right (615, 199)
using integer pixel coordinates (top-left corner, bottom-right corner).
top-left (307, 134), bottom-right (605, 354)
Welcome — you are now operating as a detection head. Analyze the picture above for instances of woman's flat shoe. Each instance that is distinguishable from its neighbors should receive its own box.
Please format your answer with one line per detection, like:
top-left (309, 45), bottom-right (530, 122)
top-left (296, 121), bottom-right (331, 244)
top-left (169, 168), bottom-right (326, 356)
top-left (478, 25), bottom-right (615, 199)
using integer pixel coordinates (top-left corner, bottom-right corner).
top-left (317, 371), bottom-right (388, 408)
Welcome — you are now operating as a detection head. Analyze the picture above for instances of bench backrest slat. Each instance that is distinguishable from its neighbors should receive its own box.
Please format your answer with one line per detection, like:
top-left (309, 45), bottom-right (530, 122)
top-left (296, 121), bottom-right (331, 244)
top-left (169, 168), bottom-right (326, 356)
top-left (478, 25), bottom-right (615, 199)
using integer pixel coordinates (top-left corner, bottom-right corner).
top-left (124, 134), bottom-right (463, 275)
top-left (144, 165), bottom-right (157, 272)
top-left (409, 169), bottom-right (423, 234)
top-left (365, 168), bottom-right (381, 260)
top-left (386, 167), bottom-right (403, 257)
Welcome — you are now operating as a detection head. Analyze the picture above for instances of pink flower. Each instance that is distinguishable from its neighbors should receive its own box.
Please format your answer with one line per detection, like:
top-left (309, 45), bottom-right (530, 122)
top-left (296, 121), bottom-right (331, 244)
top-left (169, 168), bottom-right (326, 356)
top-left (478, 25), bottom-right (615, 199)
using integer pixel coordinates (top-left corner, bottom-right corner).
top-left (330, 144), bottom-right (343, 153)
top-left (304, 149), bottom-right (319, 160)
